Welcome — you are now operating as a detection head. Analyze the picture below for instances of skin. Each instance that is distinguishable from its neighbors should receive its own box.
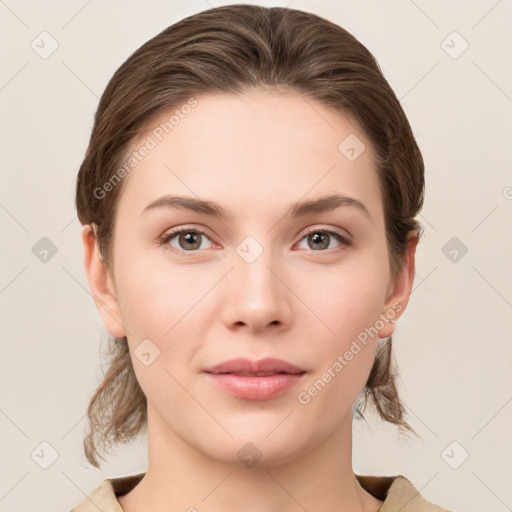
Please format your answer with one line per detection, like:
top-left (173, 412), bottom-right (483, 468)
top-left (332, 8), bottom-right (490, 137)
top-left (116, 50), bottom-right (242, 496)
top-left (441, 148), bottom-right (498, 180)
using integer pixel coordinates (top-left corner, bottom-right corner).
top-left (82, 90), bottom-right (417, 512)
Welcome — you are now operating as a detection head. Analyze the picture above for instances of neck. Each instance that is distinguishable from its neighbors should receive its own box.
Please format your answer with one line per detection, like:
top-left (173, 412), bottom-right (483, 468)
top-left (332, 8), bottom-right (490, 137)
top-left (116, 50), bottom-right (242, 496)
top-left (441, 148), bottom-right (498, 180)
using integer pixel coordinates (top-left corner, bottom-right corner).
top-left (118, 404), bottom-right (382, 512)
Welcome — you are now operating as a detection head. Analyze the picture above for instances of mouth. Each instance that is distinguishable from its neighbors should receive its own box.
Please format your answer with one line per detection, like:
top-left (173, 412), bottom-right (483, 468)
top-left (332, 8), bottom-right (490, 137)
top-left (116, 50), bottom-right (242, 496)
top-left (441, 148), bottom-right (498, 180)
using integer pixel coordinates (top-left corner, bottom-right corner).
top-left (202, 358), bottom-right (306, 400)
top-left (203, 357), bottom-right (305, 375)
top-left (228, 372), bottom-right (292, 377)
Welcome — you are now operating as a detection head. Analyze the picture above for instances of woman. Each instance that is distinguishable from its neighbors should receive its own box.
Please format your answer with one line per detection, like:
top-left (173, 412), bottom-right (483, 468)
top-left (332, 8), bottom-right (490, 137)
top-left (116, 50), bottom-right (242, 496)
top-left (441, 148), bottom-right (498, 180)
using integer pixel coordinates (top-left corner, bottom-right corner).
top-left (71, 4), bottom-right (451, 511)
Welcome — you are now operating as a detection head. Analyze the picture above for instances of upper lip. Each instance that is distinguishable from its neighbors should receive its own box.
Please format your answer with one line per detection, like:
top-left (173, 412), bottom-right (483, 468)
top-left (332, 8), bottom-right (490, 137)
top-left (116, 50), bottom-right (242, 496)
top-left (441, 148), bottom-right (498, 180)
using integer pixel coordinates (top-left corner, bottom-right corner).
top-left (203, 357), bottom-right (305, 375)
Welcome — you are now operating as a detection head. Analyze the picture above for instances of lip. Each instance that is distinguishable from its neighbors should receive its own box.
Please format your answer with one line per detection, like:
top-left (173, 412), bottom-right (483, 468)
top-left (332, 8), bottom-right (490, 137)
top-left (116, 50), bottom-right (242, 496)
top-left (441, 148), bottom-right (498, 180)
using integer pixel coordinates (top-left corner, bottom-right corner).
top-left (203, 358), bottom-right (306, 400)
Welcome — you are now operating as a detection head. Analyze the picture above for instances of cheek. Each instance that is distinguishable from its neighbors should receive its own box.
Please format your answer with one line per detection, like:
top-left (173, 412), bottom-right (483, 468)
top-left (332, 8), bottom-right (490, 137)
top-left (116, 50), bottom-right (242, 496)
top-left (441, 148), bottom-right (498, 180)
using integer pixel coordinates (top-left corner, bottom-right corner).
top-left (114, 256), bottom-right (223, 399)
top-left (301, 255), bottom-right (388, 344)
top-left (114, 251), bottom-right (213, 338)
top-left (294, 257), bottom-right (388, 403)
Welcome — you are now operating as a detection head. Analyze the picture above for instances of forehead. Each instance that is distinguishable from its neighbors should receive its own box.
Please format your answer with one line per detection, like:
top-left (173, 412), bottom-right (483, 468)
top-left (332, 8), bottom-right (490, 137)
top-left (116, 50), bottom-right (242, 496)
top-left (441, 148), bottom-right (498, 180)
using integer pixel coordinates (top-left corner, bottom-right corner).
top-left (116, 90), bottom-right (384, 226)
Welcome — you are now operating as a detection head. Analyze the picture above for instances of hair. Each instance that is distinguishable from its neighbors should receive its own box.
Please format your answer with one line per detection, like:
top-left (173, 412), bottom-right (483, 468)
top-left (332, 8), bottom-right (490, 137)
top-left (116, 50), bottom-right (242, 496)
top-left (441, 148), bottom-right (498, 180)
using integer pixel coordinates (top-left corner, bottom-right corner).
top-left (75, 4), bottom-right (424, 468)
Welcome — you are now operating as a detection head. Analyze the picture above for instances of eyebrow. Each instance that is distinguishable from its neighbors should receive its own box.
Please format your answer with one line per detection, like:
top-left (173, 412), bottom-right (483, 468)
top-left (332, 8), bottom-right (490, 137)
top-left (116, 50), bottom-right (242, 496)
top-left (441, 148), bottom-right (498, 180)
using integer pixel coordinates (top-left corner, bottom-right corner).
top-left (141, 193), bottom-right (372, 222)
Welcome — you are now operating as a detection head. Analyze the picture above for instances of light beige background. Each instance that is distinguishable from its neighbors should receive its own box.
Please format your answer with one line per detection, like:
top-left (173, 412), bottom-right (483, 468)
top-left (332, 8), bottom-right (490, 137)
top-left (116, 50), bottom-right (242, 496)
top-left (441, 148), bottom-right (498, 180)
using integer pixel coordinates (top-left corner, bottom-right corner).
top-left (1, 1), bottom-right (511, 511)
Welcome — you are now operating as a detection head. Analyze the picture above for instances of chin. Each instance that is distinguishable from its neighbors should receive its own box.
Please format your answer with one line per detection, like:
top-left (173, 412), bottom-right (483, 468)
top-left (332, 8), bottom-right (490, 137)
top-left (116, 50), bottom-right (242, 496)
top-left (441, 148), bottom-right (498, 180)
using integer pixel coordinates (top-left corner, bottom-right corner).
top-left (196, 429), bottom-right (315, 469)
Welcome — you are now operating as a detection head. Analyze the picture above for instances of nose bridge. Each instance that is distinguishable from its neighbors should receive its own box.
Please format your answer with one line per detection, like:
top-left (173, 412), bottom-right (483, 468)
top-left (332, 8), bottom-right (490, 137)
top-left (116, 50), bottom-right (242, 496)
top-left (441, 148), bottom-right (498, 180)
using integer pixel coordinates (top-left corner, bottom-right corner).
top-left (223, 236), bottom-right (291, 330)
top-left (234, 237), bottom-right (281, 301)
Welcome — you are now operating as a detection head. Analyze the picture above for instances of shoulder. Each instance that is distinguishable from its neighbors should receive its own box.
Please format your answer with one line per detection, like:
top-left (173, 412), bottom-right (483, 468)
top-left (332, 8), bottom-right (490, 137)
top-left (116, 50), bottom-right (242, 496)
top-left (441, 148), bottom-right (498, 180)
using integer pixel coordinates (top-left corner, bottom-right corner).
top-left (69, 473), bottom-right (145, 512)
top-left (356, 474), bottom-right (452, 511)
top-left (70, 472), bottom-right (452, 511)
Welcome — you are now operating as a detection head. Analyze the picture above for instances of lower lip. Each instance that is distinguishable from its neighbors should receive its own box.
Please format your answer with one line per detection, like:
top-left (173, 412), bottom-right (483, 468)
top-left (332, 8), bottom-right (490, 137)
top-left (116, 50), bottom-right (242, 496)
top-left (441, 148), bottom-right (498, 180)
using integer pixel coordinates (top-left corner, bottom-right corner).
top-left (204, 372), bottom-right (305, 400)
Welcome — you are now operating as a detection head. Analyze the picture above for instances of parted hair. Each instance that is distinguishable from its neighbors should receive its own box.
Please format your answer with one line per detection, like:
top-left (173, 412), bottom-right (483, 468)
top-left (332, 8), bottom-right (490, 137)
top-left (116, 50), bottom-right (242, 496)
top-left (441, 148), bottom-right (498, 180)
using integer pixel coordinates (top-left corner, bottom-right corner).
top-left (75, 4), bottom-right (424, 468)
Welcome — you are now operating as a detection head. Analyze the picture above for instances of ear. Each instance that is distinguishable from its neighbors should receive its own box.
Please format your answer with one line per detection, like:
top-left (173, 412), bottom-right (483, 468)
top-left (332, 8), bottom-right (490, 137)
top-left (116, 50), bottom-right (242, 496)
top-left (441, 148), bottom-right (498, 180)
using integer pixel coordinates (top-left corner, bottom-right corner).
top-left (377, 231), bottom-right (419, 339)
top-left (81, 224), bottom-right (127, 338)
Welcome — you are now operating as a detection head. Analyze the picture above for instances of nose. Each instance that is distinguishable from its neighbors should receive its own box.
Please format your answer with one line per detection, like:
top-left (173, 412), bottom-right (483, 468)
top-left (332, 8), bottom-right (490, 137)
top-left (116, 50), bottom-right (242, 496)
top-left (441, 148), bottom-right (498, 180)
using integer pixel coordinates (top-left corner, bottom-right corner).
top-left (221, 248), bottom-right (293, 333)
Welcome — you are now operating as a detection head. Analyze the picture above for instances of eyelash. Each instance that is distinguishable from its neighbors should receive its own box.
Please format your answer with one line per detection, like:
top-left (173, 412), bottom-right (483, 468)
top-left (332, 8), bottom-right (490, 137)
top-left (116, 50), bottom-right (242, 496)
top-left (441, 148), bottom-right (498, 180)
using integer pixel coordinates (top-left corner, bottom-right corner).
top-left (158, 226), bottom-right (352, 255)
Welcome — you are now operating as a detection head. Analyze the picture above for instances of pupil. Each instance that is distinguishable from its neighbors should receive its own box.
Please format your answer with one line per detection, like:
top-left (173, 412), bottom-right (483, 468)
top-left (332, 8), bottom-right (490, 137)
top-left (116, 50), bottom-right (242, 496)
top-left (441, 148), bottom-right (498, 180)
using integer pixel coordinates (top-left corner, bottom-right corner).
top-left (310, 232), bottom-right (328, 250)
top-left (181, 232), bottom-right (200, 249)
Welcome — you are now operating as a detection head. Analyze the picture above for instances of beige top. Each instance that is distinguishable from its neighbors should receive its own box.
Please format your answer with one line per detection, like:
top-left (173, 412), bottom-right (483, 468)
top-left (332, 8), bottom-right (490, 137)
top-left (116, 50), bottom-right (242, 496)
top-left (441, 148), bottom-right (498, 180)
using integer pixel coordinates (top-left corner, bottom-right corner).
top-left (70, 472), bottom-right (451, 511)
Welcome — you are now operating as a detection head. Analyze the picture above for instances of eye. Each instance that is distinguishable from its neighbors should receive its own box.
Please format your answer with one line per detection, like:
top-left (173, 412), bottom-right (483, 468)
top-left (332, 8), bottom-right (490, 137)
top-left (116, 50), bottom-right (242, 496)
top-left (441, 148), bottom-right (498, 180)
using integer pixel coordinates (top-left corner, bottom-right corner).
top-left (296, 228), bottom-right (351, 252)
top-left (159, 227), bottom-right (214, 252)
top-left (159, 226), bottom-right (351, 254)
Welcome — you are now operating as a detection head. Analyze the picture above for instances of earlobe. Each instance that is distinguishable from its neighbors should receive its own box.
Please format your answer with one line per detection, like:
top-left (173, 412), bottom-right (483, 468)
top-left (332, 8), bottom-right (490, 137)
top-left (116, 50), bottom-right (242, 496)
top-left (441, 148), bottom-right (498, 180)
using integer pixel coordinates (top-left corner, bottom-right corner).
top-left (378, 231), bottom-right (419, 339)
top-left (81, 224), bottom-right (127, 338)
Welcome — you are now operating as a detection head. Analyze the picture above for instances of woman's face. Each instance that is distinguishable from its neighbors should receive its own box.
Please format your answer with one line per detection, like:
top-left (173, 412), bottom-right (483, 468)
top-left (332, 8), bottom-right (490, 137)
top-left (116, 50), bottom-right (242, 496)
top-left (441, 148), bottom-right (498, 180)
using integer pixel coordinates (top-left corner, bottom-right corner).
top-left (85, 90), bottom-right (415, 466)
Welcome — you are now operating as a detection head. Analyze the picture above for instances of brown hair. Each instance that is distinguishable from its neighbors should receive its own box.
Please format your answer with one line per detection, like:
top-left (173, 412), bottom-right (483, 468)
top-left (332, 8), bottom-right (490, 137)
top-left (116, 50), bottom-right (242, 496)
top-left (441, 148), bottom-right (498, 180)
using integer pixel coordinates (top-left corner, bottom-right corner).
top-left (75, 4), bottom-right (424, 468)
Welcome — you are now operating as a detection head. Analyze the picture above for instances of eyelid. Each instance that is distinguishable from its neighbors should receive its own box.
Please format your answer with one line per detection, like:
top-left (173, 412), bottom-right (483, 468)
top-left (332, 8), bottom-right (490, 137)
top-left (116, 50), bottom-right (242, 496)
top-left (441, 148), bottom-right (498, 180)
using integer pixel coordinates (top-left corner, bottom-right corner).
top-left (299, 225), bottom-right (351, 242)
